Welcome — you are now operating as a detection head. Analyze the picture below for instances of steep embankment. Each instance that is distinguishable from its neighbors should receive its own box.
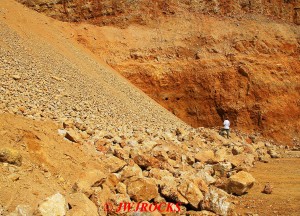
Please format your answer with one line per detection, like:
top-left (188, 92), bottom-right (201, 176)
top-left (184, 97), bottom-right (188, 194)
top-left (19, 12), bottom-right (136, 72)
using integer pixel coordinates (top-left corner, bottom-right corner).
top-left (16, 0), bottom-right (300, 145)
top-left (0, 0), bottom-right (187, 134)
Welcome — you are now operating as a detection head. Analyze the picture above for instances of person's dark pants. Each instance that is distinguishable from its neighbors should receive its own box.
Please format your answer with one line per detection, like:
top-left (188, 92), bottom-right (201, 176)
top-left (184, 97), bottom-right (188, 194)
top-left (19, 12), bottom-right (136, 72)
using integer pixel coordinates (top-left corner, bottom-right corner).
top-left (225, 129), bottom-right (230, 138)
top-left (220, 128), bottom-right (230, 138)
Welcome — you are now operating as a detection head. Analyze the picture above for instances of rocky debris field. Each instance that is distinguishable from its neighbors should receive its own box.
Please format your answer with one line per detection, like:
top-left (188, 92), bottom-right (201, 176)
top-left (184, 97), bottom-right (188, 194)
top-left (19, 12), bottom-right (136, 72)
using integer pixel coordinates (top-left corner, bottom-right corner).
top-left (0, 0), bottom-right (299, 215)
top-left (0, 113), bottom-right (289, 216)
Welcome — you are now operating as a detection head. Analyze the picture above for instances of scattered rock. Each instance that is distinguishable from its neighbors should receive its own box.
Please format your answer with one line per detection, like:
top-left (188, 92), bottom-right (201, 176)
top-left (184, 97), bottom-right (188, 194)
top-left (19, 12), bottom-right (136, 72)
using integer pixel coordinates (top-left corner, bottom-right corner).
top-left (227, 171), bottom-right (255, 195)
top-left (195, 51), bottom-right (202, 60)
top-left (8, 173), bottom-right (20, 181)
top-left (65, 129), bottom-right (81, 143)
top-left (267, 149), bottom-right (280, 158)
top-left (0, 148), bottom-right (22, 166)
top-left (0, 205), bottom-right (7, 215)
top-left (237, 65), bottom-right (249, 78)
top-left (0, 3), bottom-right (296, 215)
top-left (12, 75), bottom-right (21, 80)
top-left (57, 129), bottom-right (67, 136)
top-left (232, 146), bottom-right (243, 155)
top-left (262, 183), bottom-right (273, 194)
top-left (186, 210), bottom-right (217, 215)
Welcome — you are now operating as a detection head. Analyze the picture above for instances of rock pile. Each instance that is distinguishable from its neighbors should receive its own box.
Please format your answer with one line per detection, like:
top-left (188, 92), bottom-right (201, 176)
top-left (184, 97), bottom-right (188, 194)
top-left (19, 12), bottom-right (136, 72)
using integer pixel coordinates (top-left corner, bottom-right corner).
top-left (2, 123), bottom-right (284, 215)
top-left (43, 124), bottom-right (283, 215)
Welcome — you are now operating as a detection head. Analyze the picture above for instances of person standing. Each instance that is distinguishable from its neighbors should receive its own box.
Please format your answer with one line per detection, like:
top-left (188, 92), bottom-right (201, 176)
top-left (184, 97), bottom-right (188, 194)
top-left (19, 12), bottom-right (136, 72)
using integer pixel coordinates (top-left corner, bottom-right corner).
top-left (223, 118), bottom-right (230, 138)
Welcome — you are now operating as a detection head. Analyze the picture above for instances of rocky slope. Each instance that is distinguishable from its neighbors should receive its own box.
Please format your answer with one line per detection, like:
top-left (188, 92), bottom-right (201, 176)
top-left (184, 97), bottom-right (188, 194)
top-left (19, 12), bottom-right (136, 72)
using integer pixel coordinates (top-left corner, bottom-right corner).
top-left (0, 0), bottom-right (189, 135)
top-left (16, 0), bottom-right (300, 146)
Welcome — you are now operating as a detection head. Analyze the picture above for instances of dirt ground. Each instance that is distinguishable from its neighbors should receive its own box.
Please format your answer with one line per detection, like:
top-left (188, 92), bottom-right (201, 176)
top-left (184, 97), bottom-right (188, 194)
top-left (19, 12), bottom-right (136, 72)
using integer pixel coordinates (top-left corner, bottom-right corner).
top-left (235, 158), bottom-right (300, 216)
top-left (0, 114), bottom-right (105, 213)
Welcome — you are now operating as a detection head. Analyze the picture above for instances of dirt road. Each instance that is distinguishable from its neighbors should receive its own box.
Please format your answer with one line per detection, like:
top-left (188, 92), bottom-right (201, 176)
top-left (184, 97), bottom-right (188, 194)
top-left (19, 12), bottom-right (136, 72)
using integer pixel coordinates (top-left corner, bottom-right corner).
top-left (236, 157), bottom-right (300, 216)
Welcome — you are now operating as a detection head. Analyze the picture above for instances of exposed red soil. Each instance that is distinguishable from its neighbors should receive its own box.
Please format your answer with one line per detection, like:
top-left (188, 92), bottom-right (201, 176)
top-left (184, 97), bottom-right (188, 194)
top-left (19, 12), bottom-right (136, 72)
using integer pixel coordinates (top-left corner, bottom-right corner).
top-left (68, 15), bottom-right (300, 146)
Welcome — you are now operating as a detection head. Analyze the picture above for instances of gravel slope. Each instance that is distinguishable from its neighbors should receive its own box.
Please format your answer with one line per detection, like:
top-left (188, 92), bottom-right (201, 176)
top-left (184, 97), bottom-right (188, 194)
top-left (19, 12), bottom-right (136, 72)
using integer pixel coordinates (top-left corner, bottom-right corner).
top-left (0, 0), bottom-right (187, 134)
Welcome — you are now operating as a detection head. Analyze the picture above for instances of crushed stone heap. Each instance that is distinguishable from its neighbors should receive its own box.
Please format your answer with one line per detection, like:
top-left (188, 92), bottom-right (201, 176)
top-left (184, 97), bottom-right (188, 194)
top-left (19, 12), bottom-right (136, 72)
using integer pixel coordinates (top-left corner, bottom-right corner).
top-left (0, 12), bottom-right (187, 135)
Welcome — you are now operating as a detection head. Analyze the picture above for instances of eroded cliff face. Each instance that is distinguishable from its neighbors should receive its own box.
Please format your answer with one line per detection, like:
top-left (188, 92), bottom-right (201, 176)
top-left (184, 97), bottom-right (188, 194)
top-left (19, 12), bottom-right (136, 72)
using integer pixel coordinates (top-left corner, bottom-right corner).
top-left (99, 15), bottom-right (300, 146)
top-left (16, 0), bottom-right (300, 145)
top-left (17, 0), bottom-right (300, 26)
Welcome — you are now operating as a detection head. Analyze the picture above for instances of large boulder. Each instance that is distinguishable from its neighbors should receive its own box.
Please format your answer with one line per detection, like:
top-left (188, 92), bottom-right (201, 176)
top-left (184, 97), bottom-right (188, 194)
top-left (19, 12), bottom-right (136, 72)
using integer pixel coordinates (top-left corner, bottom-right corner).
top-left (66, 193), bottom-right (98, 216)
top-left (36, 193), bottom-right (68, 216)
top-left (214, 149), bottom-right (231, 162)
top-left (116, 182), bottom-right (127, 194)
top-left (133, 154), bottom-right (161, 169)
top-left (159, 183), bottom-right (189, 205)
top-left (201, 187), bottom-right (234, 216)
top-left (120, 164), bottom-right (143, 181)
top-left (228, 154), bottom-right (255, 169)
top-left (195, 170), bottom-right (216, 185)
top-left (7, 205), bottom-right (33, 216)
top-left (192, 178), bottom-right (209, 194)
top-left (105, 173), bottom-right (120, 190)
top-left (103, 156), bottom-right (127, 173)
top-left (227, 171), bottom-right (255, 195)
top-left (65, 128), bottom-right (81, 143)
top-left (73, 170), bottom-right (106, 196)
top-left (126, 178), bottom-right (158, 202)
top-left (89, 184), bottom-right (112, 215)
top-left (178, 180), bottom-right (204, 209)
top-left (195, 150), bottom-right (215, 163)
top-left (213, 162), bottom-right (232, 177)
top-left (148, 168), bottom-right (173, 180)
